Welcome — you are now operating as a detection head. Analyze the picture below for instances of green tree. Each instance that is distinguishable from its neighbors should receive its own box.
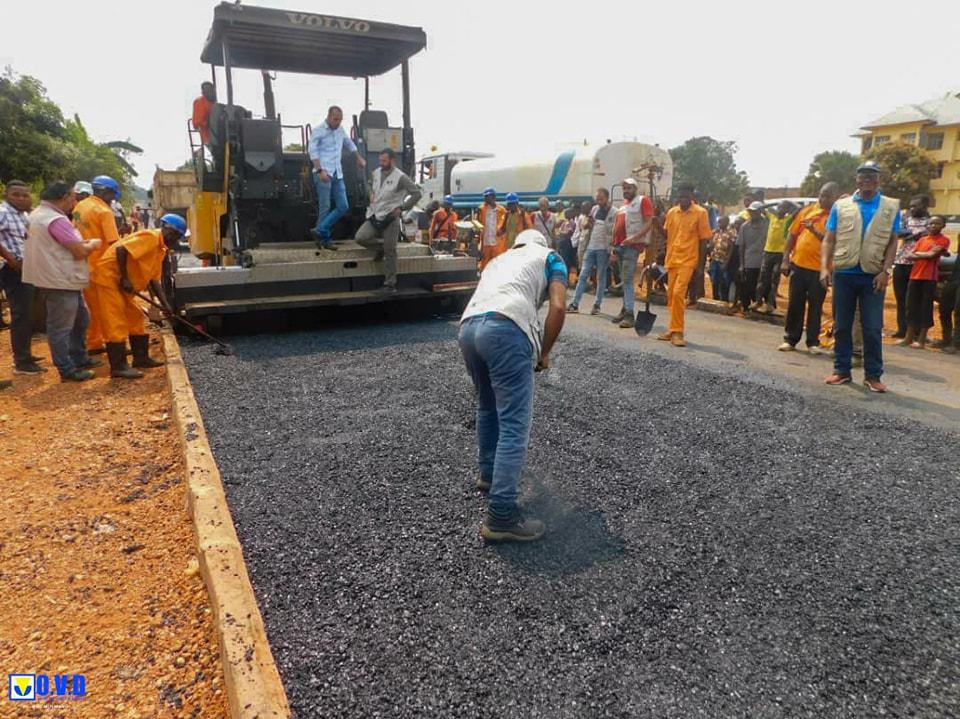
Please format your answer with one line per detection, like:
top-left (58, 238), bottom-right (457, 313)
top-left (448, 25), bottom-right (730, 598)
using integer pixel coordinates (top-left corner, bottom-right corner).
top-left (800, 150), bottom-right (859, 196)
top-left (668, 136), bottom-right (750, 205)
top-left (864, 142), bottom-right (940, 204)
top-left (0, 67), bottom-right (140, 199)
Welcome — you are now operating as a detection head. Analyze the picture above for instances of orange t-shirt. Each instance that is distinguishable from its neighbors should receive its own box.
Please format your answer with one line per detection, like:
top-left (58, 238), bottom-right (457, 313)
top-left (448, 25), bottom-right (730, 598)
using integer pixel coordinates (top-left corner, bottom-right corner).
top-left (909, 233), bottom-right (950, 281)
top-left (788, 203), bottom-right (830, 272)
top-left (192, 96), bottom-right (214, 145)
top-left (92, 229), bottom-right (167, 291)
top-left (73, 195), bottom-right (121, 270)
top-left (663, 202), bottom-right (712, 268)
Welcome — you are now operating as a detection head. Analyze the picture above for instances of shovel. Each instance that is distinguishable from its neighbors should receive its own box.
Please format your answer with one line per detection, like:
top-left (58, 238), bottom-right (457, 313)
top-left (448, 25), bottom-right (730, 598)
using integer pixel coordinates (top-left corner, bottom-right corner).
top-left (634, 271), bottom-right (657, 336)
top-left (136, 292), bottom-right (234, 356)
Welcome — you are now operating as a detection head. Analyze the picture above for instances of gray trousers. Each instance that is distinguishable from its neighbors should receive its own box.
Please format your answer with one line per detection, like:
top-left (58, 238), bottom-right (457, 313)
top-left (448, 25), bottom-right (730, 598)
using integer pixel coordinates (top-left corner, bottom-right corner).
top-left (356, 218), bottom-right (400, 288)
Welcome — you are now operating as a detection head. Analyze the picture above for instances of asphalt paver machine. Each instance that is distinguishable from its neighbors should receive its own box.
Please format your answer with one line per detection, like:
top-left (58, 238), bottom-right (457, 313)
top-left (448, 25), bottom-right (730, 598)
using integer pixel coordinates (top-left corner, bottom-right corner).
top-left (174, 2), bottom-right (478, 325)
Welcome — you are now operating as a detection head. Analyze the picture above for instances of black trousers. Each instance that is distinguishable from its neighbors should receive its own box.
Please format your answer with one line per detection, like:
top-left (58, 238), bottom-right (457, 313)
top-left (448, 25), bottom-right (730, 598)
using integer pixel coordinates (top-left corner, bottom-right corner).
top-left (739, 267), bottom-right (760, 312)
top-left (0, 265), bottom-right (35, 366)
top-left (757, 251), bottom-right (783, 308)
top-left (938, 277), bottom-right (960, 345)
top-left (892, 263), bottom-right (912, 336)
top-left (783, 266), bottom-right (826, 347)
top-left (906, 279), bottom-right (936, 332)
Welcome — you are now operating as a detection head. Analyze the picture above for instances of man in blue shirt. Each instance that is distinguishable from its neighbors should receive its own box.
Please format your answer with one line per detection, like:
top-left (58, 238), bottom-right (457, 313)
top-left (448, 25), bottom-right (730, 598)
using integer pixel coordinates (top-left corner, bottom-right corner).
top-left (820, 161), bottom-right (901, 393)
top-left (308, 106), bottom-right (366, 250)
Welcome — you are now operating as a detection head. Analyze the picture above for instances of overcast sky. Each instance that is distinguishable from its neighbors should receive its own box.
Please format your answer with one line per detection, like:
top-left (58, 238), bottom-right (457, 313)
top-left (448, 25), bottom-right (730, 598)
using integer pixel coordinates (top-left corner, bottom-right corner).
top-left (5, 0), bottom-right (959, 189)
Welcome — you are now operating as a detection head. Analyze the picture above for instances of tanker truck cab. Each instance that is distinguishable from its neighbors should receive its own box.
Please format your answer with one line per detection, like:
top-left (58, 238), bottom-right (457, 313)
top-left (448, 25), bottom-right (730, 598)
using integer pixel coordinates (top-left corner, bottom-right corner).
top-left (418, 152), bottom-right (494, 205)
top-left (171, 2), bottom-right (479, 325)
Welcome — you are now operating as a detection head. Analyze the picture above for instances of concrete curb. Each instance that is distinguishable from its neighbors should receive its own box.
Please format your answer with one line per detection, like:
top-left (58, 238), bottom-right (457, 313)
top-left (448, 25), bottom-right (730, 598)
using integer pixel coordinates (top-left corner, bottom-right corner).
top-left (697, 298), bottom-right (786, 326)
top-left (162, 330), bottom-right (291, 719)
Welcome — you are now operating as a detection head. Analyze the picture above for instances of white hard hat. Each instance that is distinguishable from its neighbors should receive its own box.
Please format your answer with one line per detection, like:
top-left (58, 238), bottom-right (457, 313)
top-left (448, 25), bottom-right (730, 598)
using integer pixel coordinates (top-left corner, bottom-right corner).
top-left (514, 229), bottom-right (547, 248)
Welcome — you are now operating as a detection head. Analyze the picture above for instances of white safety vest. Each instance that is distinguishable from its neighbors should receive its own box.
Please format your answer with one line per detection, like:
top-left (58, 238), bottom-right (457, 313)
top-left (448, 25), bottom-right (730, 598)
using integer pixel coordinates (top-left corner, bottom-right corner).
top-left (22, 203), bottom-right (89, 290)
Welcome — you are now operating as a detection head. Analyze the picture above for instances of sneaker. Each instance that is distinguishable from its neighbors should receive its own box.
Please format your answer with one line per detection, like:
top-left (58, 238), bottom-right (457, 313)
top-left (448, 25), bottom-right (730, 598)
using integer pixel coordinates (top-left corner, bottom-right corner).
top-left (589, 305), bottom-right (600, 316)
top-left (566, 303), bottom-right (579, 313)
top-left (476, 475), bottom-right (491, 492)
top-left (863, 377), bottom-right (888, 393)
top-left (777, 342), bottom-right (795, 352)
top-left (78, 358), bottom-right (105, 369)
top-left (61, 369), bottom-right (95, 383)
top-left (807, 345), bottom-right (824, 356)
top-left (480, 511), bottom-right (545, 542)
top-left (670, 333), bottom-right (687, 347)
top-left (824, 373), bottom-right (852, 386)
top-left (656, 331), bottom-right (672, 342)
top-left (13, 362), bottom-right (46, 375)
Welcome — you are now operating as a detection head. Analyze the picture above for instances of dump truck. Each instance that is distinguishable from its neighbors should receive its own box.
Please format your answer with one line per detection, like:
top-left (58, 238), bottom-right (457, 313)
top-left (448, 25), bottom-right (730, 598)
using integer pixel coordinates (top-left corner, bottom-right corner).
top-left (168, 3), bottom-right (478, 326)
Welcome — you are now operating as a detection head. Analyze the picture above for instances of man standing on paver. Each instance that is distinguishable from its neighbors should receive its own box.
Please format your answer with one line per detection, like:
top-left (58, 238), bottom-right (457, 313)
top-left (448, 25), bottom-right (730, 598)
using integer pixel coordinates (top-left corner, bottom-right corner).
top-left (308, 105), bottom-right (367, 250)
top-left (779, 182), bottom-right (839, 353)
top-left (355, 148), bottom-right (422, 295)
top-left (611, 178), bottom-right (655, 328)
top-left (820, 161), bottom-right (901, 393)
top-left (459, 228), bottom-right (567, 542)
top-left (0, 180), bottom-right (41, 375)
top-left (735, 201), bottom-right (768, 314)
top-left (659, 185), bottom-right (713, 346)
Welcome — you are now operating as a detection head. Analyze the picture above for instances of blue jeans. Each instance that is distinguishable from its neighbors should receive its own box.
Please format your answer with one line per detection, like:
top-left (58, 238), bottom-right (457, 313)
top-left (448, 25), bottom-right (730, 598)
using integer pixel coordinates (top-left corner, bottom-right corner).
top-left (615, 245), bottom-right (640, 312)
top-left (312, 172), bottom-right (349, 241)
top-left (708, 260), bottom-right (730, 301)
top-left (41, 288), bottom-right (90, 377)
top-left (459, 315), bottom-right (535, 520)
top-left (0, 265), bottom-right (35, 366)
top-left (833, 271), bottom-right (885, 379)
top-left (573, 248), bottom-right (609, 308)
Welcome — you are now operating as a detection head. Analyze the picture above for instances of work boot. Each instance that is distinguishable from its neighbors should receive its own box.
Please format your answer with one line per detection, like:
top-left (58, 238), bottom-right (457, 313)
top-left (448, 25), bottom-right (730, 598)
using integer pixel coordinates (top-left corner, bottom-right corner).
top-left (476, 474), bottom-right (491, 492)
top-left (130, 334), bottom-right (164, 368)
top-left (618, 312), bottom-right (635, 329)
top-left (566, 303), bottom-right (579, 313)
top-left (106, 342), bottom-right (143, 380)
top-left (480, 510), bottom-right (545, 542)
top-left (656, 331), bottom-right (673, 342)
top-left (61, 369), bottom-right (95, 383)
top-left (610, 308), bottom-right (627, 324)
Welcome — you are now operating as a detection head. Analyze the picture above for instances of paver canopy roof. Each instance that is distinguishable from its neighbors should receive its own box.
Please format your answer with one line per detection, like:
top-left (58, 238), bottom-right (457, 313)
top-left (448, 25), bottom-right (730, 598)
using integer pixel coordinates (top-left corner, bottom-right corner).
top-left (201, 2), bottom-right (426, 77)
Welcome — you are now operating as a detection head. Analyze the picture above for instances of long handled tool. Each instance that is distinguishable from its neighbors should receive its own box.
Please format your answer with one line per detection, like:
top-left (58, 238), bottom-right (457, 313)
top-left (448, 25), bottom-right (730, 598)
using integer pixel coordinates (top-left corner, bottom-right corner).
top-left (136, 292), bottom-right (234, 356)
top-left (634, 266), bottom-right (657, 336)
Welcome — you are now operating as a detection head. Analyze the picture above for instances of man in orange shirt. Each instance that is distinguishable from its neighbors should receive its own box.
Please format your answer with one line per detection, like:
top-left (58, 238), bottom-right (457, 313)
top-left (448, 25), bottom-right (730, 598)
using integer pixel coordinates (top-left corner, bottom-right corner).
top-left (429, 195), bottom-right (459, 248)
top-left (88, 214), bottom-right (185, 379)
top-left (658, 184), bottom-right (712, 346)
top-left (477, 188), bottom-right (507, 271)
top-left (778, 182), bottom-right (840, 353)
top-left (192, 82), bottom-right (216, 146)
top-left (73, 175), bottom-right (122, 353)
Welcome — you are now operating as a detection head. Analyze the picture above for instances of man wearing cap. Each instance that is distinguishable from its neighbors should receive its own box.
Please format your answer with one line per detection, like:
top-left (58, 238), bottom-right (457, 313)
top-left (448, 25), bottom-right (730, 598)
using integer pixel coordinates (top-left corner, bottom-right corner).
top-left (429, 195), bottom-right (459, 248)
top-left (735, 201), bottom-right (769, 313)
top-left (308, 105), bottom-right (367, 250)
top-left (0, 180), bottom-right (41, 375)
top-left (477, 188), bottom-right (507, 271)
top-left (87, 214), bottom-right (185, 379)
top-left (459, 228), bottom-right (567, 542)
top-left (820, 161), bottom-right (901, 393)
top-left (611, 178), bottom-right (655, 328)
top-left (659, 185), bottom-right (713, 346)
top-left (499, 193), bottom-right (532, 250)
top-left (22, 181), bottom-right (104, 382)
top-left (74, 175), bottom-right (122, 354)
top-left (73, 181), bottom-right (93, 205)
top-left (354, 148), bottom-right (422, 295)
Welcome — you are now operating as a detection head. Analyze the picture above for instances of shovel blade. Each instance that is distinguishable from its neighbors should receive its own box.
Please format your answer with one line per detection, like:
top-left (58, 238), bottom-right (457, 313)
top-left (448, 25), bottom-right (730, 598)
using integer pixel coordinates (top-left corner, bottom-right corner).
top-left (634, 310), bottom-right (657, 336)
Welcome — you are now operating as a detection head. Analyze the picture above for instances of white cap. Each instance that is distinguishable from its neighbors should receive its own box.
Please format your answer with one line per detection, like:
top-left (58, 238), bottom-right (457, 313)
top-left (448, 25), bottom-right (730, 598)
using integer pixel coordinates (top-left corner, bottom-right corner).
top-left (514, 229), bottom-right (548, 248)
top-left (73, 181), bottom-right (93, 195)
top-left (622, 178), bottom-right (639, 187)
top-left (748, 201), bottom-right (765, 211)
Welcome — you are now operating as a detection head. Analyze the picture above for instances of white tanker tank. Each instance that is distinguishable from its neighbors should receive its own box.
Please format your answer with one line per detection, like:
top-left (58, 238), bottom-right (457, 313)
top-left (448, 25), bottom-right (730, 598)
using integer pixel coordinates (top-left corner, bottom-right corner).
top-left (417, 142), bottom-right (672, 211)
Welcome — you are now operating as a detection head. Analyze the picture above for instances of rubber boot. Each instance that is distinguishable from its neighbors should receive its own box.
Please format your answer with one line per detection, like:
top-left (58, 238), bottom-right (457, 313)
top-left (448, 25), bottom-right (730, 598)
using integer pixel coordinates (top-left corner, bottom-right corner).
top-left (130, 334), bottom-right (164, 368)
top-left (107, 342), bottom-right (143, 380)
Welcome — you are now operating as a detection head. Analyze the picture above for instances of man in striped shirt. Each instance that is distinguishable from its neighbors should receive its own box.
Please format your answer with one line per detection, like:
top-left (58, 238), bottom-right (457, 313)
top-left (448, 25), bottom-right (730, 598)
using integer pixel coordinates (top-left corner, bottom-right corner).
top-left (0, 180), bottom-right (42, 374)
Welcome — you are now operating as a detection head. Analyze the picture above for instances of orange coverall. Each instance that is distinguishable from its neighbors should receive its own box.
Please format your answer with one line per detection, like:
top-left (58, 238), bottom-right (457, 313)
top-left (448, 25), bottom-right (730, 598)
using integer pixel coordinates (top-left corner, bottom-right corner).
top-left (88, 229), bottom-right (168, 344)
top-left (73, 195), bottom-right (121, 350)
top-left (663, 202), bottom-right (713, 335)
top-left (477, 203), bottom-right (507, 270)
top-left (429, 208), bottom-right (459, 243)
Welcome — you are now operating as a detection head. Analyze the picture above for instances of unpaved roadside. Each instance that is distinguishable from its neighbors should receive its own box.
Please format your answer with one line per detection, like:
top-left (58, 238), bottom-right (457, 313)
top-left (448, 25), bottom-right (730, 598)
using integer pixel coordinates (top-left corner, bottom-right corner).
top-left (0, 330), bottom-right (228, 718)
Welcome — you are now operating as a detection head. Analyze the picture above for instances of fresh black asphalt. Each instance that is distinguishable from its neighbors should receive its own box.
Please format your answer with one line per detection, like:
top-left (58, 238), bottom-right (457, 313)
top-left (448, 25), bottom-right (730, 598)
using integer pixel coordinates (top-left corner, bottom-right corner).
top-left (181, 318), bottom-right (960, 718)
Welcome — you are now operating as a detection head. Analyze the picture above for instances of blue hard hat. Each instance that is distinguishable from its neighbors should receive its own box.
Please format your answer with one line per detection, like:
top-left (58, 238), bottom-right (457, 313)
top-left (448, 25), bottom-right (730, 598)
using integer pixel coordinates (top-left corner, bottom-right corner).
top-left (505, 192), bottom-right (519, 204)
top-left (91, 175), bottom-right (121, 200)
top-left (443, 194), bottom-right (455, 205)
top-left (159, 213), bottom-right (187, 235)
top-left (482, 187), bottom-right (496, 197)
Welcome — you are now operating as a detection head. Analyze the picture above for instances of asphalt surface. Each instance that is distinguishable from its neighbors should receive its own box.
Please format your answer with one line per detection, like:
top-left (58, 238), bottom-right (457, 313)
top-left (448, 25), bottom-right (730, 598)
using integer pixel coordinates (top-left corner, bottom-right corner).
top-left (182, 315), bottom-right (960, 718)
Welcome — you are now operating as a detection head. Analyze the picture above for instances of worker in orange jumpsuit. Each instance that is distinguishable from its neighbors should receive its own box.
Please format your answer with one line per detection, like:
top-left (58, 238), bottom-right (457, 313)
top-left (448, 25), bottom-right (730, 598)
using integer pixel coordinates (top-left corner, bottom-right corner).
top-left (659, 183), bottom-right (713, 347)
top-left (477, 187), bottom-right (507, 271)
top-left (88, 214), bottom-right (185, 379)
top-left (192, 82), bottom-right (217, 146)
top-left (73, 175), bottom-right (122, 354)
top-left (429, 195), bottom-right (459, 248)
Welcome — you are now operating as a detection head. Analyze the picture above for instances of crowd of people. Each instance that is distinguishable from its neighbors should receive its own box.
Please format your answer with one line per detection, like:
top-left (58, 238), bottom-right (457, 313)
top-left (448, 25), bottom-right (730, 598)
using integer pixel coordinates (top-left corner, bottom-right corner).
top-left (0, 176), bottom-right (187, 390)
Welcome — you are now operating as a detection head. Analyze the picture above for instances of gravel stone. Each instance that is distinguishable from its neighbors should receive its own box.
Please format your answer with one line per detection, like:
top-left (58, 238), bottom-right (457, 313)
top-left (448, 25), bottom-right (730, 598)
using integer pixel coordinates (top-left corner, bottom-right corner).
top-left (181, 319), bottom-right (960, 719)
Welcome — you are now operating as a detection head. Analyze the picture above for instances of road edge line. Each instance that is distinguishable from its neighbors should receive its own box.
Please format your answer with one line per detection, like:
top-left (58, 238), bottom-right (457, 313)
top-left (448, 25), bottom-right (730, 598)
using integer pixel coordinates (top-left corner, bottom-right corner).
top-left (162, 330), bottom-right (291, 719)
